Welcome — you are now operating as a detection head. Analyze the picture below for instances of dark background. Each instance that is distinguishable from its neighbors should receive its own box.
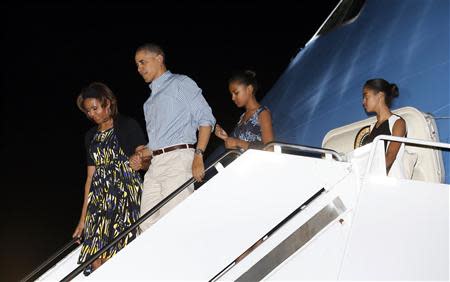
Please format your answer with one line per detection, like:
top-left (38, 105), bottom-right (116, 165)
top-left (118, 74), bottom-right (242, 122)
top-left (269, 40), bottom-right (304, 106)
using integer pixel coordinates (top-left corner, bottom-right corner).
top-left (1, 1), bottom-right (339, 280)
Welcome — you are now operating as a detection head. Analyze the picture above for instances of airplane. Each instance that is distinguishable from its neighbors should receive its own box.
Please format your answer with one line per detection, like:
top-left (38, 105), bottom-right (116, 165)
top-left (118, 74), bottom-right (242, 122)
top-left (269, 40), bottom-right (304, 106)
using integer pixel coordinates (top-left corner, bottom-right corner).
top-left (22, 0), bottom-right (449, 280)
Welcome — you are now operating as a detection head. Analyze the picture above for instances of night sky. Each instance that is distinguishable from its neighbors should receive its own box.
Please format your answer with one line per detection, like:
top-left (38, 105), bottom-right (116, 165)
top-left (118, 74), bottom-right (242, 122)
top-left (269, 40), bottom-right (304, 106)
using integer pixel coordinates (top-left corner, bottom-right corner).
top-left (1, 1), bottom-right (339, 280)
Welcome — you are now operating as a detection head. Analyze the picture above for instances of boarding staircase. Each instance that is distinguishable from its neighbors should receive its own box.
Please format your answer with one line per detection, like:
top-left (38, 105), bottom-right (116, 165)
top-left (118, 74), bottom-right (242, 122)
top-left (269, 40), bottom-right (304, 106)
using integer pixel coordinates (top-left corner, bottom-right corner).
top-left (22, 134), bottom-right (449, 281)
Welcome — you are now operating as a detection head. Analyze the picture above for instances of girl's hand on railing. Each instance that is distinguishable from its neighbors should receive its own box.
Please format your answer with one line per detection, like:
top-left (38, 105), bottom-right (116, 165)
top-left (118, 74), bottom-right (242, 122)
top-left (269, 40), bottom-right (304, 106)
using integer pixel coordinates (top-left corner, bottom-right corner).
top-left (224, 137), bottom-right (240, 149)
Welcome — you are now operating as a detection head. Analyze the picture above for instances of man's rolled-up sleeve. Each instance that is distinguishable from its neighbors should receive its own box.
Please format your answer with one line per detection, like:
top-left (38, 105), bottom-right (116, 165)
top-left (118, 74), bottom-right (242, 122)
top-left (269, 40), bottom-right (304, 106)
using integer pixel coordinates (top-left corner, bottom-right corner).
top-left (179, 76), bottom-right (216, 130)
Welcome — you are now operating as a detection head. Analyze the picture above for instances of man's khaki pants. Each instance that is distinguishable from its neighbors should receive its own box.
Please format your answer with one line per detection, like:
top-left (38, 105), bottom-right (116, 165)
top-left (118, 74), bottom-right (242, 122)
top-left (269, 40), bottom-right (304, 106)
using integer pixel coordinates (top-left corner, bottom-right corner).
top-left (139, 148), bottom-right (194, 232)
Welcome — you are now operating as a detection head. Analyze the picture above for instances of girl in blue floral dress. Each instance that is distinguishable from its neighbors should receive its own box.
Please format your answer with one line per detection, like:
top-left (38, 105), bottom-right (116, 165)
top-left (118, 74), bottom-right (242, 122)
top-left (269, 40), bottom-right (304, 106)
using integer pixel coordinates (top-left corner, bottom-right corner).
top-left (215, 70), bottom-right (274, 150)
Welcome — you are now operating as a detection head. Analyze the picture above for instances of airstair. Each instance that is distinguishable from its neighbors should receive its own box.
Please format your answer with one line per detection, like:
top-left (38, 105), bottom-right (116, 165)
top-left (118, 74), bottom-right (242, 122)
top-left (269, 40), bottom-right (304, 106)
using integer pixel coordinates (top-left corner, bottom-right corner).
top-left (24, 132), bottom-right (449, 281)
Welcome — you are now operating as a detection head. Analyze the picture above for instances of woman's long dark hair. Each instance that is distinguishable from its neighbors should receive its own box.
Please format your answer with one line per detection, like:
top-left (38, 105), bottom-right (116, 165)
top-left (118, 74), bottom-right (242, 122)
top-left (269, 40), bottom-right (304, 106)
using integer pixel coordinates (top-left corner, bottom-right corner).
top-left (77, 82), bottom-right (118, 117)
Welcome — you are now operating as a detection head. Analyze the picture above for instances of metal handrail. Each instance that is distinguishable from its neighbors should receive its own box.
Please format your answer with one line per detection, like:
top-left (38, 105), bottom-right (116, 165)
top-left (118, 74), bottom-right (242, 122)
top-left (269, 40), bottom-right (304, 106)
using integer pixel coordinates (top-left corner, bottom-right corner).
top-left (365, 135), bottom-right (450, 176)
top-left (20, 237), bottom-right (80, 282)
top-left (263, 141), bottom-right (345, 162)
top-left (209, 188), bottom-right (326, 281)
top-left (60, 149), bottom-right (242, 282)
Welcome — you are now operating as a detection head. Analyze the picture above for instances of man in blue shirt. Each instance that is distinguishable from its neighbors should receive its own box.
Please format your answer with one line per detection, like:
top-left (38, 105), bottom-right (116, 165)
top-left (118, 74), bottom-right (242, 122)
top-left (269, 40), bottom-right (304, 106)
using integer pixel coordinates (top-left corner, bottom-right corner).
top-left (130, 43), bottom-right (216, 232)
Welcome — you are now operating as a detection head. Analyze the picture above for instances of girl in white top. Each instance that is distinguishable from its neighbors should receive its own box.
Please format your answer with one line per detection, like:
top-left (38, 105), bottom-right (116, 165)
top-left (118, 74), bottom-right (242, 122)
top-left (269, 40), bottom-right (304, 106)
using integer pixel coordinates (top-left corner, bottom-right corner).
top-left (362, 78), bottom-right (407, 177)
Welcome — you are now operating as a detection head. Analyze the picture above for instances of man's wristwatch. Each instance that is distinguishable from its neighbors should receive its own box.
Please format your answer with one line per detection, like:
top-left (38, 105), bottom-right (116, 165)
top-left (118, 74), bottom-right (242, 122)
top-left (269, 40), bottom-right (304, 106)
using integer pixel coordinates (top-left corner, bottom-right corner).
top-left (194, 148), bottom-right (204, 156)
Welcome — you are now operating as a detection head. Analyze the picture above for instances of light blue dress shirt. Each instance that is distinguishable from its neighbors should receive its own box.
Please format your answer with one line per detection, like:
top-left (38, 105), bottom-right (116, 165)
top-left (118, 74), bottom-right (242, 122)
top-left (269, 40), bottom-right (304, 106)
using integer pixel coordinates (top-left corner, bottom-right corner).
top-left (143, 71), bottom-right (216, 150)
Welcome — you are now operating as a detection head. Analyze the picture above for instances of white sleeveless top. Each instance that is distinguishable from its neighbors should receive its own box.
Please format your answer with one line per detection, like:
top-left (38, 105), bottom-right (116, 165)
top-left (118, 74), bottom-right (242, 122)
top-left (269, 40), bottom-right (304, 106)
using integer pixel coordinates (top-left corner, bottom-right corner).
top-left (369, 115), bottom-right (407, 178)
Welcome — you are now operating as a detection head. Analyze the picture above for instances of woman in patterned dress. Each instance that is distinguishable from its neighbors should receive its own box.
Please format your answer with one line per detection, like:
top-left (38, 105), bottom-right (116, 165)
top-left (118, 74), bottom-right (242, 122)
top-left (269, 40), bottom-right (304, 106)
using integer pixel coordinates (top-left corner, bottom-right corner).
top-left (72, 82), bottom-right (147, 275)
top-left (215, 70), bottom-right (274, 150)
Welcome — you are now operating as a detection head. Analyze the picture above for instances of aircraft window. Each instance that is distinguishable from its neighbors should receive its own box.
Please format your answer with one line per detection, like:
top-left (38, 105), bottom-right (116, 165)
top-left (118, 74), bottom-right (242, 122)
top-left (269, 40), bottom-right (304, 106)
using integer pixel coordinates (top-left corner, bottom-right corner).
top-left (318, 0), bottom-right (366, 36)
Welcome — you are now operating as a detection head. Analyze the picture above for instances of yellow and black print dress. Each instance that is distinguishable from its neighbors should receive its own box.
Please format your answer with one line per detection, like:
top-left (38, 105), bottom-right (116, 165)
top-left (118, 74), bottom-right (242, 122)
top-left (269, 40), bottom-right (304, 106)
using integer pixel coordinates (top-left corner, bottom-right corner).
top-left (78, 127), bottom-right (142, 275)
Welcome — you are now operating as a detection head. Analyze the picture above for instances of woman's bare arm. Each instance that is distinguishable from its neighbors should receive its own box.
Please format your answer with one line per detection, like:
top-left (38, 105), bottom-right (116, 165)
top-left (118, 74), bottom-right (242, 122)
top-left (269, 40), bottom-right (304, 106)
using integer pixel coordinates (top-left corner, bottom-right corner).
top-left (72, 165), bottom-right (95, 240)
top-left (385, 118), bottom-right (406, 173)
top-left (259, 110), bottom-right (274, 146)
